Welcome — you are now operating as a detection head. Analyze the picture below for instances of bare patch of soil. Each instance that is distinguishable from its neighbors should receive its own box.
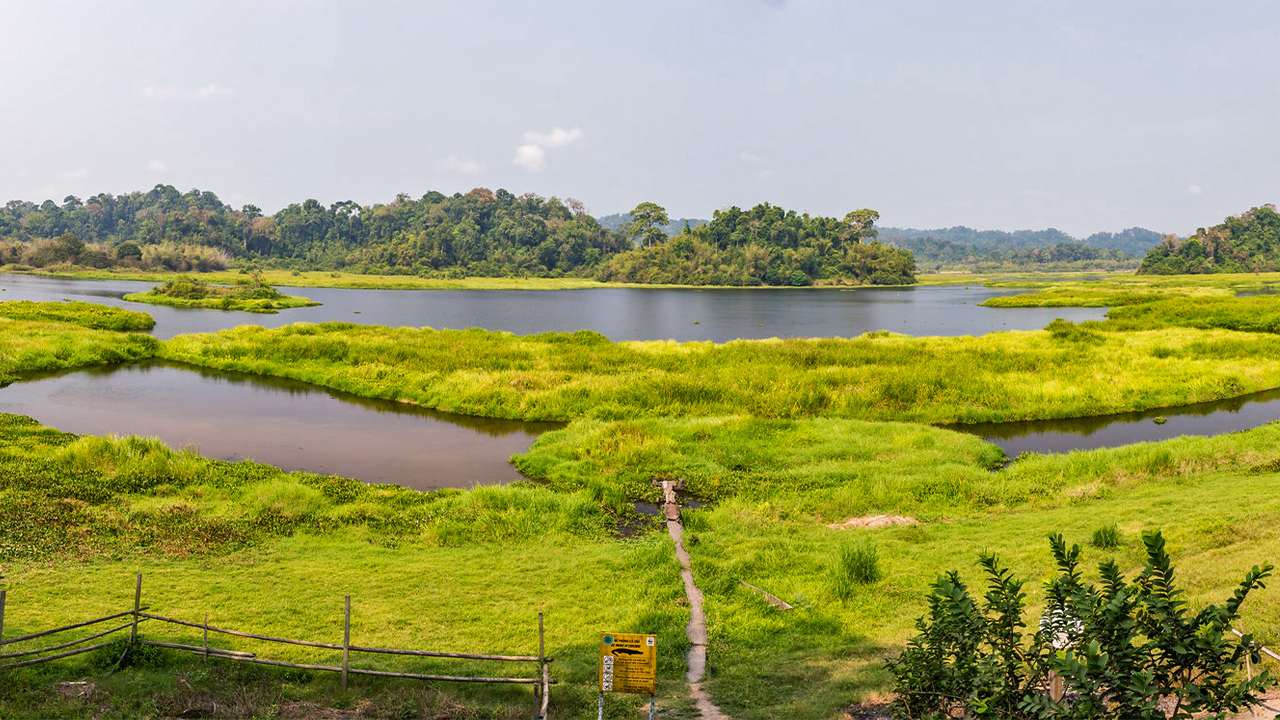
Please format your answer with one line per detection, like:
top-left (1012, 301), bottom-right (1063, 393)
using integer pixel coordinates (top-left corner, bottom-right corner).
top-left (827, 515), bottom-right (916, 530)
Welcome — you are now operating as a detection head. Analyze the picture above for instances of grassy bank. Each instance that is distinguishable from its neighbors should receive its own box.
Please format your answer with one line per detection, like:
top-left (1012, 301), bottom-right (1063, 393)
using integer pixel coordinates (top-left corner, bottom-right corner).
top-left (161, 321), bottom-right (1280, 424)
top-left (0, 301), bottom-right (157, 386)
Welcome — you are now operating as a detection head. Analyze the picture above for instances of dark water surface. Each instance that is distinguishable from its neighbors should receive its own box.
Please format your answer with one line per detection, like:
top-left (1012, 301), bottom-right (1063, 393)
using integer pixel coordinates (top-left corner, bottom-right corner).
top-left (0, 274), bottom-right (1107, 341)
top-left (948, 388), bottom-right (1280, 457)
top-left (0, 361), bottom-right (561, 490)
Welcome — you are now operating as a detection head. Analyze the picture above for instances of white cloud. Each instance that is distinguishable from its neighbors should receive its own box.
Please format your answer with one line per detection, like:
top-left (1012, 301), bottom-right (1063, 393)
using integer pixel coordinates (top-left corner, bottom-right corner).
top-left (1189, 184), bottom-right (1204, 196)
top-left (62, 168), bottom-right (90, 180)
top-left (513, 127), bottom-right (583, 171)
top-left (437, 155), bottom-right (484, 176)
top-left (140, 84), bottom-right (235, 101)
top-left (739, 150), bottom-right (768, 165)
top-left (522, 127), bottom-right (583, 149)
top-left (148, 159), bottom-right (168, 172)
top-left (512, 144), bottom-right (546, 171)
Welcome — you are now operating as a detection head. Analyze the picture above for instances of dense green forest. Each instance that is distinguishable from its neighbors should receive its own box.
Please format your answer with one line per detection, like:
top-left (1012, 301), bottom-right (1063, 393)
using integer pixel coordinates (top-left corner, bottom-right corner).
top-left (0, 186), bottom-right (915, 286)
top-left (605, 217), bottom-right (1160, 273)
top-left (596, 212), bottom-right (706, 237)
top-left (597, 203), bottom-right (916, 285)
top-left (1139, 204), bottom-right (1280, 274)
top-left (0, 186), bottom-right (629, 277)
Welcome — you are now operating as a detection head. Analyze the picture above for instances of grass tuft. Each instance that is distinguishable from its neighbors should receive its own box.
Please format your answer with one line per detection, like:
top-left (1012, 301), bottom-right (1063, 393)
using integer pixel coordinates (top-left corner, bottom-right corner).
top-left (832, 542), bottom-right (883, 599)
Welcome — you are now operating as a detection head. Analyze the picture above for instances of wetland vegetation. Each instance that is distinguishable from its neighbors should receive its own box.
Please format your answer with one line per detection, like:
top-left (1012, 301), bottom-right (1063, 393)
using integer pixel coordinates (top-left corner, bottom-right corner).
top-left (7, 280), bottom-right (1280, 718)
top-left (122, 273), bottom-right (319, 313)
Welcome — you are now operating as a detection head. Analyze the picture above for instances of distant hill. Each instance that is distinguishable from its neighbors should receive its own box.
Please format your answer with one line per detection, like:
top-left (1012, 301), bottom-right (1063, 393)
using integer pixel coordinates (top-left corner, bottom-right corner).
top-left (876, 225), bottom-right (1161, 273)
top-left (596, 213), bottom-right (707, 236)
top-left (1140, 205), bottom-right (1280, 274)
top-left (878, 226), bottom-right (1162, 256)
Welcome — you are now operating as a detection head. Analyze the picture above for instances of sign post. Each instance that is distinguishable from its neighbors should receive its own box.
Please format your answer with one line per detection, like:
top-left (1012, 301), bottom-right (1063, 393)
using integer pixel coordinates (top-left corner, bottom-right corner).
top-left (598, 632), bottom-right (657, 720)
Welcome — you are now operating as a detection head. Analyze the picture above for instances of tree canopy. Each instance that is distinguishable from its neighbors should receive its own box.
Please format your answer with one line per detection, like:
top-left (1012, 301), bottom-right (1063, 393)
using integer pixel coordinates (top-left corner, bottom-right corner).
top-left (1139, 205), bottom-right (1280, 275)
top-left (597, 202), bottom-right (915, 286)
top-left (0, 187), bottom-right (915, 285)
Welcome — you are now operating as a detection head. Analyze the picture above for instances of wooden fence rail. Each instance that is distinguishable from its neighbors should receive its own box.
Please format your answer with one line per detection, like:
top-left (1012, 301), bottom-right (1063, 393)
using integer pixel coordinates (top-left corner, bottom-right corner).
top-left (0, 576), bottom-right (554, 719)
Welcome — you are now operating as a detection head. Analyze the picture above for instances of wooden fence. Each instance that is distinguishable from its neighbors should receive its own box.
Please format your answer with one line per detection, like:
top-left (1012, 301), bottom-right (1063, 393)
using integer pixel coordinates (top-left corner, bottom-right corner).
top-left (0, 575), bottom-right (553, 719)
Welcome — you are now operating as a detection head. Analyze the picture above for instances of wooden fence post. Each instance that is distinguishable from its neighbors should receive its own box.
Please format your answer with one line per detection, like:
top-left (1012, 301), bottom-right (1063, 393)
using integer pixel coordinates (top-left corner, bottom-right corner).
top-left (1, 588), bottom-right (7, 647)
top-left (538, 611), bottom-right (550, 720)
top-left (130, 574), bottom-right (142, 642)
top-left (203, 613), bottom-right (209, 664)
top-left (342, 595), bottom-right (351, 690)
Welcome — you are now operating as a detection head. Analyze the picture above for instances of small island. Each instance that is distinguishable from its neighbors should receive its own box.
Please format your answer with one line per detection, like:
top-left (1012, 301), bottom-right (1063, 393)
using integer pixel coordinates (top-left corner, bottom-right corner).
top-left (123, 273), bottom-right (319, 313)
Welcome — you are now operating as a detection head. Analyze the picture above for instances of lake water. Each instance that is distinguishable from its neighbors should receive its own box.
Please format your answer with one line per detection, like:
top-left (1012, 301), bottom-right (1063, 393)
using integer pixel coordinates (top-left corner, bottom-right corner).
top-left (9, 272), bottom-right (1273, 478)
top-left (0, 361), bottom-right (560, 490)
top-left (0, 274), bottom-right (1107, 341)
top-left (948, 388), bottom-right (1280, 457)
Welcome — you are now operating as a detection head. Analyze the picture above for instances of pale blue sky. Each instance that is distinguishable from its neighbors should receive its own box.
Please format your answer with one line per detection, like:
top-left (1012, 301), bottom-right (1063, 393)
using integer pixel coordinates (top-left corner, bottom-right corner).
top-left (3, 0), bottom-right (1277, 236)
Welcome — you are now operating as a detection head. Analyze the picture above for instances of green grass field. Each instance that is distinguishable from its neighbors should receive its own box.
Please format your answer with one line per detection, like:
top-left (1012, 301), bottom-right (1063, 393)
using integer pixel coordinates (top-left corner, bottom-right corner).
top-left (8, 289), bottom-right (1280, 718)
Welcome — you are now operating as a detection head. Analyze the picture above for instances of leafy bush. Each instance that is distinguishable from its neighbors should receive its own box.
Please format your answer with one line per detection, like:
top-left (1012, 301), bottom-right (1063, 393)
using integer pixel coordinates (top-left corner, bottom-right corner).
top-left (888, 531), bottom-right (1273, 719)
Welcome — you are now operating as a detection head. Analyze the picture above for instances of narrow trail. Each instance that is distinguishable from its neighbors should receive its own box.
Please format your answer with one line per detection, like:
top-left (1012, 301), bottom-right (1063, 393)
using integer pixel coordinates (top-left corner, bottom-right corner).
top-left (661, 481), bottom-right (729, 720)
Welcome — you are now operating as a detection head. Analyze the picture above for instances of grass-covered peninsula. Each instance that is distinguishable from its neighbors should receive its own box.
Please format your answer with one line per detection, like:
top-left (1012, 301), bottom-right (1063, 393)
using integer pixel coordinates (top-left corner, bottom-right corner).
top-left (7, 290), bottom-right (1280, 718)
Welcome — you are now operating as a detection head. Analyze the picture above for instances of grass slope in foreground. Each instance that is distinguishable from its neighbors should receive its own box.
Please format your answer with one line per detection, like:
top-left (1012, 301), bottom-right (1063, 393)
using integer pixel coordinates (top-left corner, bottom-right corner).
top-left (8, 414), bottom-right (1280, 718)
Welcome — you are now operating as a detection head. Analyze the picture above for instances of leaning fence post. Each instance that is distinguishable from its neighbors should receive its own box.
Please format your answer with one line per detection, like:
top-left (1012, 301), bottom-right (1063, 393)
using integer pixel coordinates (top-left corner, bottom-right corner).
top-left (538, 611), bottom-right (550, 719)
top-left (342, 595), bottom-right (351, 690)
top-left (0, 589), bottom-right (7, 648)
top-left (130, 573), bottom-right (142, 642)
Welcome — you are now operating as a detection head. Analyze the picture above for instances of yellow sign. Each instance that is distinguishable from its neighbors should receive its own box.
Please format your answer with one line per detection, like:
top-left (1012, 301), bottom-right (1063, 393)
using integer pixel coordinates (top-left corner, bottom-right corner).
top-left (599, 632), bottom-right (656, 695)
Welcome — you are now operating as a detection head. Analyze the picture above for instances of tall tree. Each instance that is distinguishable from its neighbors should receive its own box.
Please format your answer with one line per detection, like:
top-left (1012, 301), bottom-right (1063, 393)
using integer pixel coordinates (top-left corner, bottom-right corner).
top-left (624, 202), bottom-right (670, 248)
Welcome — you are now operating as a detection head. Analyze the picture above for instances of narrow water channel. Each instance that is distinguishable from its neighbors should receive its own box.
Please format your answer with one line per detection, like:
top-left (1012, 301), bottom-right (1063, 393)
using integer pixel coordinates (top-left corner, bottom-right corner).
top-left (0, 361), bottom-right (561, 490)
top-left (948, 387), bottom-right (1280, 457)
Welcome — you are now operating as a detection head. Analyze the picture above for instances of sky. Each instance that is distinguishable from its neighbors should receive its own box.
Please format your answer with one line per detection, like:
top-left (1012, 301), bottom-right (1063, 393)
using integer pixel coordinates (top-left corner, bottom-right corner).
top-left (2, 0), bottom-right (1278, 237)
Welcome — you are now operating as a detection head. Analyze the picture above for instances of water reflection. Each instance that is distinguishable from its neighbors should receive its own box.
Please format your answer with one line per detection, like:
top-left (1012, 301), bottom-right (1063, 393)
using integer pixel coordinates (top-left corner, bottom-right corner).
top-left (0, 361), bottom-right (562, 490)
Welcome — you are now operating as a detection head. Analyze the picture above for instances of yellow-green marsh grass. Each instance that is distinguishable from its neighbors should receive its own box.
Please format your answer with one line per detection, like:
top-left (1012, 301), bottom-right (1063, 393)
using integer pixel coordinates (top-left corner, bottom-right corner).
top-left (163, 322), bottom-right (1280, 424)
top-left (0, 306), bottom-right (158, 386)
top-left (0, 299), bottom-right (154, 331)
top-left (518, 415), bottom-right (1280, 517)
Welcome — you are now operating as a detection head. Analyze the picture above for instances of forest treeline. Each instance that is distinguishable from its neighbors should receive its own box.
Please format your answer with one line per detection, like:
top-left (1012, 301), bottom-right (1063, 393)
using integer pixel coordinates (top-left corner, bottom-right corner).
top-left (1140, 204), bottom-right (1280, 274)
top-left (0, 185), bottom-right (915, 285)
top-left (878, 225), bottom-right (1161, 272)
top-left (597, 203), bottom-right (915, 285)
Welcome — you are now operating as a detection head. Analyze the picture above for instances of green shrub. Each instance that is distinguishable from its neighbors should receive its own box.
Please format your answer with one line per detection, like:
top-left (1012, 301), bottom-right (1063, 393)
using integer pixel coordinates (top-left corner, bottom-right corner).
top-left (888, 531), bottom-right (1273, 719)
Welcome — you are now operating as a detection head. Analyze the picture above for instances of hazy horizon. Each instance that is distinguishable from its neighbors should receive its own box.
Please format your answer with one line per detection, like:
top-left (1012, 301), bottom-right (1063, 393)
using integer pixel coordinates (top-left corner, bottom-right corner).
top-left (4, 0), bottom-right (1277, 238)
